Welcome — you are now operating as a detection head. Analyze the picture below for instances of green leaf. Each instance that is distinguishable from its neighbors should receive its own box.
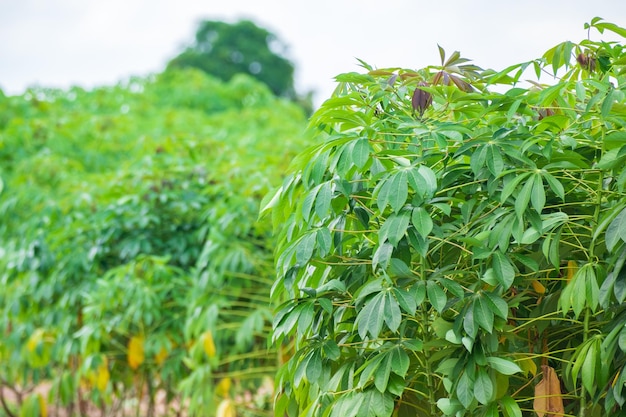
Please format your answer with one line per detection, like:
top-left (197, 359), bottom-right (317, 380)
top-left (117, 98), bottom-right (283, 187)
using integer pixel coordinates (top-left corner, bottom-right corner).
top-left (427, 282), bottom-right (447, 313)
top-left (376, 174), bottom-right (393, 211)
top-left (394, 287), bottom-right (417, 314)
top-left (439, 278), bottom-right (465, 299)
top-left (323, 340), bottom-right (340, 361)
top-left (316, 228), bottom-right (332, 257)
top-left (437, 398), bottom-right (464, 415)
top-left (407, 165), bottom-right (437, 199)
top-left (412, 206), bottom-right (433, 238)
top-left (357, 390), bottom-right (394, 417)
top-left (315, 181), bottom-right (333, 219)
top-left (474, 368), bottom-right (494, 405)
top-left (352, 138), bottom-right (371, 169)
top-left (463, 304), bottom-right (478, 339)
top-left (601, 89), bottom-right (615, 118)
top-left (374, 352), bottom-right (393, 392)
top-left (531, 173), bottom-right (546, 213)
top-left (486, 145), bottom-right (504, 176)
top-left (389, 258), bottom-right (413, 278)
top-left (594, 21), bottom-right (626, 38)
top-left (383, 291), bottom-right (402, 333)
top-left (295, 232), bottom-right (317, 266)
top-left (474, 296), bottom-right (495, 333)
top-left (486, 357), bottom-right (522, 375)
top-left (484, 402), bottom-right (499, 417)
top-left (356, 291), bottom-right (400, 339)
top-left (500, 396), bottom-right (522, 417)
top-left (411, 281), bottom-right (426, 306)
top-left (305, 349), bottom-right (323, 383)
top-left (389, 171), bottom-right (409, 213)
top-left (407, 228), bottom-right (429, 257)
top-left (372, 242), bottom-right (394, 271)
top-left (356, 291), bottom-right (386, 339)
top-left (492, 251), bottom-right (515, 288)
top-left (379, 210), bottom-right (411, 246)
top-left (581, 339), bottom-right (598, 394)
top-left (501, 172), bottom-right (530, 203)
top-left (483, 291), bottom-right (508, 319)
top-left (515, 176), bottom-right (534, 218)
top-left (606, 207), bottom-right (626, 252)
top-left (301, 185), bottom-right (320, 222)
top-left (390, 346), bottom-right (410, 377)
top-left (329, 392), bottom-right (359, 417)
top-left (456, 371), bottom-right (475, 408)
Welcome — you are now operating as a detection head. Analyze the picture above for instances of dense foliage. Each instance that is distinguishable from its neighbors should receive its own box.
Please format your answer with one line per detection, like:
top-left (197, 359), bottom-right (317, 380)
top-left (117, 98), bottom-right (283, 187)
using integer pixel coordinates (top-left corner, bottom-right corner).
top-left (168, 20), bottom-right (296, 99)
top-left (0, 68), bottom-right (309, 416)
top-left (266, 18), bottom-right (626, 417)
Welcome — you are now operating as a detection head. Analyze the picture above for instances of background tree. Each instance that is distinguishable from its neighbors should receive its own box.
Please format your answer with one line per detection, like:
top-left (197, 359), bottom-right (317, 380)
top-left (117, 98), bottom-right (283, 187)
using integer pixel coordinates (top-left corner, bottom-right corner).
top-left (265, 18), bottom-right (626, 417)
top-left (168, 19), bottom-right (296, 99)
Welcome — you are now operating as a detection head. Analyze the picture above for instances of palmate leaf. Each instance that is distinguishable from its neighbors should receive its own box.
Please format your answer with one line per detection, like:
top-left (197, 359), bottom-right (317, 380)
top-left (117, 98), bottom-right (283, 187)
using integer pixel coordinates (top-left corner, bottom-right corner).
top-left (376, 171), bottom-right (409, 213)
top-left (411, 206), bottom-right (433, 238)
top-left (355, 290), bottom-right (401, 339)
top-left (352, 138), bottom-right (371, 169)
top-left (379, 210), bottom-right (411, 246)
top-left (456, 371), bottom-right (474, 408)
top-left (358, 389), bottom-right (394, 417)
top-left (492, 251), bottom-right (515, 289)
top-left (474, 368), bottom-right (494, 404)
top-left (473, 296), bottom-right (495, 333)
top-left (427, 281), bottom-right (447, 313)
top-left (269, 21), bottom-right (626, 417)
top-left (606, 207), bottom-right (626, 252)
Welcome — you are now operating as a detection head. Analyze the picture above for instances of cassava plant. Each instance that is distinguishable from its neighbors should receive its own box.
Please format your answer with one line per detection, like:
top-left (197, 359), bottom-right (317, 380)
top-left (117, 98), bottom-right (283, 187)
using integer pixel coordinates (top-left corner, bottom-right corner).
top-left (264, 18), bottom-right (626, 417)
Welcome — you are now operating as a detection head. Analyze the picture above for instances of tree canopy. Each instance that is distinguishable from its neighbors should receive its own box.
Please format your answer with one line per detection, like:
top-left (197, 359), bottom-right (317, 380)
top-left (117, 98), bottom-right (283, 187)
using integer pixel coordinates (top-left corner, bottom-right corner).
top-left (168, 20), bottom-right (296, 99)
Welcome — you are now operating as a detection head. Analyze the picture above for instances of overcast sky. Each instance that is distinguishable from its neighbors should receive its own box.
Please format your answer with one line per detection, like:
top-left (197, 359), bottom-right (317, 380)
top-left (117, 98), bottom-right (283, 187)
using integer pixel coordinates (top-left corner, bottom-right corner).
top-left (1, 0), bottom-right (625, 105)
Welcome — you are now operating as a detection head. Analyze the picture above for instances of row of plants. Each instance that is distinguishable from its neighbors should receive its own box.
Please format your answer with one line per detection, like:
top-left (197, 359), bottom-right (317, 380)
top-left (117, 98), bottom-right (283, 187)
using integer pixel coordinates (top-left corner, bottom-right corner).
top-left (0, 68), bottom-right (310, 416)
top-left (265, 18), bottom-right (626, 417)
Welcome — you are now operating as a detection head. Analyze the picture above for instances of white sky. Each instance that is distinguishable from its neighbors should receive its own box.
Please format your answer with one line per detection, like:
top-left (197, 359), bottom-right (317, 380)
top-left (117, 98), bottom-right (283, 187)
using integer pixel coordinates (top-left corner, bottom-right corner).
top-left (1, 0), bottom-right (625, 105)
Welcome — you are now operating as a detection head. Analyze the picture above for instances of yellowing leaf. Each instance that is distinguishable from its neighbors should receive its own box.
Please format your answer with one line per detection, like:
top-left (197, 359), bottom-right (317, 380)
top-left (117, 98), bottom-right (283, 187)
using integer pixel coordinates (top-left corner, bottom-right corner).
top-left (531, 280), bottom-right (546, 294)
top-left (566, 260), bottom-right (577, 282)
top-left (26, 328), bottom-right (45, 352)
top-left (96, 361), bottom-right (110, 391)
top-left (533, 365), bottom-right (564, 417)
top-left (155, 347), bottom-right (168, 366)
top-left (216, 398), bottom-right (236, 417)
top-left (127, 336), bottom-right (145, 370)
top-left (518, 355), bottom-right (538, 377)
top-left (86, 357), bottom-right (110, 391)
top-left (215, 377), bottom-right (232, 398)
top-left (38, 393), bottom-right (47, 417)
top-left (202, 330), bottom-right (216, 358)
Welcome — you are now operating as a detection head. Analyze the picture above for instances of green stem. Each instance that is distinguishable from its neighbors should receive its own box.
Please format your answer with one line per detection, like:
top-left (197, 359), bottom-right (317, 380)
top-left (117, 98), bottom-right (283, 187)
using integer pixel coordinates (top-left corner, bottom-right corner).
top-left (420, 259), bottom-right (437, 416)
top-left (579, 128), bottom-right (605, 417)
top-left (579, 307), bottom-right (590, 417)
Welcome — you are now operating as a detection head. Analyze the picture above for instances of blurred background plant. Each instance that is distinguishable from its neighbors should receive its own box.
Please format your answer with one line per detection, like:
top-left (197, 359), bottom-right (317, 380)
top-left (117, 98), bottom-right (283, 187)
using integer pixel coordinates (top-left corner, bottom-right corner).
top-left (0, 49), bottom-right (310, 415)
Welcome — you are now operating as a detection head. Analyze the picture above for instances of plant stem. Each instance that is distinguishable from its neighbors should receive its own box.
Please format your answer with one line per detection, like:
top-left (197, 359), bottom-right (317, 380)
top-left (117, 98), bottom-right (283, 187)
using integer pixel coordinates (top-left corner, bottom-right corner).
top-left (579, 307), bottom-right (591, 417)
top-left (420, 259), bottom-right (437, 415)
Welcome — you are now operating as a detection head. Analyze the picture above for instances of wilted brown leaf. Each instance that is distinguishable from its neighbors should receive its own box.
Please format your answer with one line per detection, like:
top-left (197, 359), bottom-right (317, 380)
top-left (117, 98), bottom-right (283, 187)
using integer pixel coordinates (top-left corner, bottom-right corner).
top-left (533, 365), bottom-right (564, 417)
